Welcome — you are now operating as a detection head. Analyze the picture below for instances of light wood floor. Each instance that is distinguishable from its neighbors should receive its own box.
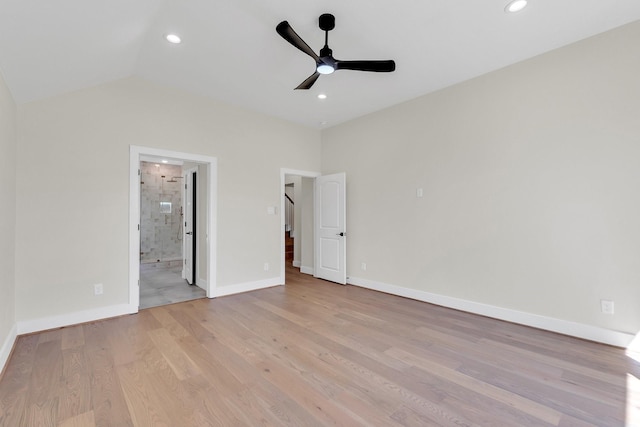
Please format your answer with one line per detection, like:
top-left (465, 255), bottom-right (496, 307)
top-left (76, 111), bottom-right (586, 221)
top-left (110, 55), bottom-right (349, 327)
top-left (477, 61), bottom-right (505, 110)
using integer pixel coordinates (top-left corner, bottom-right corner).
top-left (1, 265), bottom-right (638, 426)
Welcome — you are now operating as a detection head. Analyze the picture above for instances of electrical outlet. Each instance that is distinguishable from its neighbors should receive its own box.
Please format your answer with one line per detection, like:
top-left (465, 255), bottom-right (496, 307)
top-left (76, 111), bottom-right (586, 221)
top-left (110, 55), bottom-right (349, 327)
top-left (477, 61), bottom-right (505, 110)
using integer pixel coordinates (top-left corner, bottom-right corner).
top-left (361, 262), bottom-right (367, 271)
top-left (94, 283), bottom-right (103, 296)
top-left (264, 262), bottom-right (269, 271)
top-left (601, 299), bottom-right (614, 315)
top-left (416, 188), bottom-right (424, 198)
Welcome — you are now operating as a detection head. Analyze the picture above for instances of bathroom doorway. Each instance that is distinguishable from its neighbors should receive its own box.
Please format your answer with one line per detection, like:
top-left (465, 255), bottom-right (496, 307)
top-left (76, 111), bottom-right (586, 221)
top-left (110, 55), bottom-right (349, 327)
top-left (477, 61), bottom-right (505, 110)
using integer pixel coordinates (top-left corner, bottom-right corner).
top-left (138, 160), bottom-right (204, 309)
top-left (129, 146), bottom-right (218, 311)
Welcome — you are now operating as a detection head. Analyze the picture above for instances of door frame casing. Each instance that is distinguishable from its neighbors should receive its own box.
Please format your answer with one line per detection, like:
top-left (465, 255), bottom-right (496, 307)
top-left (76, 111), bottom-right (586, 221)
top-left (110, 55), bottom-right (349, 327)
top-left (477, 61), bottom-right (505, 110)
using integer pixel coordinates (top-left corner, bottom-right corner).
top-left (280, 168), bottom-right (321, 284)
top-left (130, 146), bottom-right (217, 310)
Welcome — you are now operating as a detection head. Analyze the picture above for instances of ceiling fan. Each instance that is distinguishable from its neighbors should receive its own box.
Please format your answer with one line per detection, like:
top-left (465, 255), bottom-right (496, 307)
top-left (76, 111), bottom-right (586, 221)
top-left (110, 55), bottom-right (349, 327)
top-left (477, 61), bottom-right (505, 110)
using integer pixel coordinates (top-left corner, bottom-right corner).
top-left (276, 13), bottom-right (396, 90)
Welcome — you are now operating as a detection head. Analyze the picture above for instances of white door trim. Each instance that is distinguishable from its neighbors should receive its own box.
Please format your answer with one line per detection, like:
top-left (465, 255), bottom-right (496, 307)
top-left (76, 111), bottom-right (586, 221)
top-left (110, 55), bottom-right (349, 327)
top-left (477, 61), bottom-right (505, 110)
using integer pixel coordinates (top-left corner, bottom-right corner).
top-left (280, 169), bottom-right (321, 284)
top-left (130, 145), bottom-right (218, 310)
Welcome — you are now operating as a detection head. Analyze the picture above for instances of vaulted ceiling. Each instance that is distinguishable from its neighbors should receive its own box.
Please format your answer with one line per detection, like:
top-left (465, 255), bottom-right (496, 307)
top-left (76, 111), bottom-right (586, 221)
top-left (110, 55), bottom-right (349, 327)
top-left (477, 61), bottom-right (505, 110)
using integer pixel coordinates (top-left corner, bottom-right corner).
top-left (1, 1), bottom-right (639, 128)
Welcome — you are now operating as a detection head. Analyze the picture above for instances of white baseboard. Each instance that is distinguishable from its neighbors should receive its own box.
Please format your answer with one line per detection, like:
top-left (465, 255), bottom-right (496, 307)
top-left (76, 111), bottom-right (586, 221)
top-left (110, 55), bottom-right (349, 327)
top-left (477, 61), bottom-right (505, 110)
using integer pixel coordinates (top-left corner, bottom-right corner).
top-left (0, 323), bottom-right (18, 376)
top-left (300, 265), bottom-right (314, 275)
top-left (213, 277), bottom-right (282, 298)
top-left (17, 304), bottom-right (137, 336)
top-left (292, 260), bottom-right (301, 267)
top-left (347, 276), bottom-right (634, 348)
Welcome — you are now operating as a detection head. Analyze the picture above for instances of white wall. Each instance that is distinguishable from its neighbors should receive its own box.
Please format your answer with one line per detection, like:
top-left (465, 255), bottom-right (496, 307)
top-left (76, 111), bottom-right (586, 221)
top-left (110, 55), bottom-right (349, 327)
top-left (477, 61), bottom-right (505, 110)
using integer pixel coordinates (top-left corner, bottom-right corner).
top-left (15, 77), bottom-right (321, 323)
top-left (322, 22), bottom-right (640, 340)
top-left (0, 69), bottom-right (17, 369)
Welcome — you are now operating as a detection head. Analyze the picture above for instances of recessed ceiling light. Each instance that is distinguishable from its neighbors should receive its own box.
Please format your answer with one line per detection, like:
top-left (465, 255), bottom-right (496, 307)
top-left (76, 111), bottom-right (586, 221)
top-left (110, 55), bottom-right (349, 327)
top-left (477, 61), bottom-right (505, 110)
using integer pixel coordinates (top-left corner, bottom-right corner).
top-left (165, 34), bottom-right (182, 44)
top-left (317, 94), bottom-right (327, 100)
top-left (505, 0), bottom-right (528, 13)
top-left (161, 160), bottom-right (168, 163)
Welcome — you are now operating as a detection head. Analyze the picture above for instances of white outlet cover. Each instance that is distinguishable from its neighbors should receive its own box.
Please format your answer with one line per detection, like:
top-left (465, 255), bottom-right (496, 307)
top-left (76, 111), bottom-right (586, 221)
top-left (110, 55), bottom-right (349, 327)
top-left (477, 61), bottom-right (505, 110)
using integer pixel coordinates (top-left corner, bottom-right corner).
top-left (601, 300), bottom-right (614, 314)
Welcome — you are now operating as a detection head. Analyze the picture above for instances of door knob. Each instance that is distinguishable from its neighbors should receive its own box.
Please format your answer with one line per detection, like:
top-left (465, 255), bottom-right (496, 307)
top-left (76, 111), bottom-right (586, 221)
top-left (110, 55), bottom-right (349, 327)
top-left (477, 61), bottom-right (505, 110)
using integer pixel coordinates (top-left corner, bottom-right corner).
top-left (337, 232), bottom-right (345, 236)
top-left (186, 232), bottom-right (193, 235)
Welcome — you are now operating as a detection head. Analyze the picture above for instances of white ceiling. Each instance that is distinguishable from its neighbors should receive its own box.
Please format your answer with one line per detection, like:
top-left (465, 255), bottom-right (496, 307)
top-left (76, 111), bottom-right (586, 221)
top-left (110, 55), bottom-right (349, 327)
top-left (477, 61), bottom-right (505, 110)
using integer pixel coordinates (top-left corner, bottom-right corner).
top-left (1, 1), bottom-right (639, 128)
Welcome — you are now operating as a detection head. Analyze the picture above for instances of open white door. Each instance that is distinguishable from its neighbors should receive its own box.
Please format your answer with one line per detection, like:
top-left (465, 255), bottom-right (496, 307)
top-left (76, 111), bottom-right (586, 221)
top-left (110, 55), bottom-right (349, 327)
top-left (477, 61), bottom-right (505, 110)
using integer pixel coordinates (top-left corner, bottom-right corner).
top-left (183, 168), bottom-right (196, 285)
top-left (314, 173), bottom-right (346, 284)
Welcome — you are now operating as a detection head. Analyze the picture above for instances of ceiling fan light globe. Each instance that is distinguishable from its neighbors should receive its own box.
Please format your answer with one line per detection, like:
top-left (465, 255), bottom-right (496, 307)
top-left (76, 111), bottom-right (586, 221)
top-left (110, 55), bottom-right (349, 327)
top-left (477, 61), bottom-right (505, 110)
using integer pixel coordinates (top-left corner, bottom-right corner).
top-left (317, 64), bottom-right (335, 74)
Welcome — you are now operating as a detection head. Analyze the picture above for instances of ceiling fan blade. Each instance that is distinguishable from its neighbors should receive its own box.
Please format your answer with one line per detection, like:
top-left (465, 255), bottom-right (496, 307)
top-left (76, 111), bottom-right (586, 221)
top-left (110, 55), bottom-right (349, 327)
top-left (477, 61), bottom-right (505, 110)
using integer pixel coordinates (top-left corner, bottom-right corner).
top-left (276, 21), bottom-right (320, 62)
top-left (335, 60), bottom-right (396, 72)
top-left (295, 72), bottom-right (321, 90)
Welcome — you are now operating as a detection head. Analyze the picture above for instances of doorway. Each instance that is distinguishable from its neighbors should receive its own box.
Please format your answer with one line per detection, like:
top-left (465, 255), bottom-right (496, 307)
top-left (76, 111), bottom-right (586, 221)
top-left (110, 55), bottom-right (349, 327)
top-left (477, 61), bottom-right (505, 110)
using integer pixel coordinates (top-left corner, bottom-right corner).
top-left (138, 160), bottom-right (203, 309)
top-left (280, 169), bottom-right (347, 286)
top-left (129, 146), bottom-right (218, 312)
top-left (280, 169), bottom-right (320, 283)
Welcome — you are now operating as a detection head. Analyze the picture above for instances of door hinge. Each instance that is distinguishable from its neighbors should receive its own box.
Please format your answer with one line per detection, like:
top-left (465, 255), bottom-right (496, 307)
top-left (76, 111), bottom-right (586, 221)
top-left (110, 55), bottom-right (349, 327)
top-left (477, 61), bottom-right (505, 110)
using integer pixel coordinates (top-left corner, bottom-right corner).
top-left (137, 224), bottom-right (140, 231)
top-left (138, 169), bottom-right (141, 176)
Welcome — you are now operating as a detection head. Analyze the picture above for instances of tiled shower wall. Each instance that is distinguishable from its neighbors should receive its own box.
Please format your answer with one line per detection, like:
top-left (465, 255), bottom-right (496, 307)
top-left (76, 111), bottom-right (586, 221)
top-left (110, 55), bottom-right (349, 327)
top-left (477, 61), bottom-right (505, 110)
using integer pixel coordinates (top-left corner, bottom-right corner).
top-left (140, 161), bottom-right (183, 263)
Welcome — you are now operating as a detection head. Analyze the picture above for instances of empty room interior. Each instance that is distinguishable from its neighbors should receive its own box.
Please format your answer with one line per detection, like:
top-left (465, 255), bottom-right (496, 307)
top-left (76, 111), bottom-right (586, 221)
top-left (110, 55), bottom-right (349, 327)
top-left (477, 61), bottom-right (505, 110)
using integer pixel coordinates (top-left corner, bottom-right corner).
top-left (1, 1), bottom-right (640, 425)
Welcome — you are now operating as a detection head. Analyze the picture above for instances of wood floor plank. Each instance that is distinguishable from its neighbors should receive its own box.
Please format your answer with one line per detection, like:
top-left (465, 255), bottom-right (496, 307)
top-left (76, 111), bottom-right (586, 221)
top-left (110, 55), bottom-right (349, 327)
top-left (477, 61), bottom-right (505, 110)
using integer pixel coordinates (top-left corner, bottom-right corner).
top-left (60, 326), bottom-right (85, 350)
top-left (458, 358), bottom-right (624, 425)
top-left (116, 361), bottom-right (171, 427)
top-left (0, 334), bottom-right (39, 427)
top-left (23, 399), bottom-right (58, 427)
top-left (385, 346), bottom-right (563, 425)
top-left (0, 264), bottom-right (634, 426)
top-left (250, 378), bottom-right (327, 427)
top-left (175, 335), bottom-right (245, 395)
top-left (57, 410), bottom-right (95, 427)
top-left (146, 328), bottom-right (201, 380)
top-left (165, 303), bottom-right (217, 342)
top-left (624, 372), bottom-right (640, 426)
top-left (25, 340), bottom-right (63, 408)
top-left (390, 402), bottom-right (480, 427)
top-left (56, 347), bottom-right (91, 423)
top-left (142, 359), bottom-right (208, 426)
top-left (84, 348), bottom-right (133, 427)
top-left (150, 306), bottom-right (191, 338)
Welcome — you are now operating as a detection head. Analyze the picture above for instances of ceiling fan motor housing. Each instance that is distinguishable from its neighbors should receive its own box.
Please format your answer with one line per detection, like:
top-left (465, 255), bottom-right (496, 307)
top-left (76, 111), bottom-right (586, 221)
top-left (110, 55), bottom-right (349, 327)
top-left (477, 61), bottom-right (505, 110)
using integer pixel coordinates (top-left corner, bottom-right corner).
top-left (319, 14), bottom-right (335, 31)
